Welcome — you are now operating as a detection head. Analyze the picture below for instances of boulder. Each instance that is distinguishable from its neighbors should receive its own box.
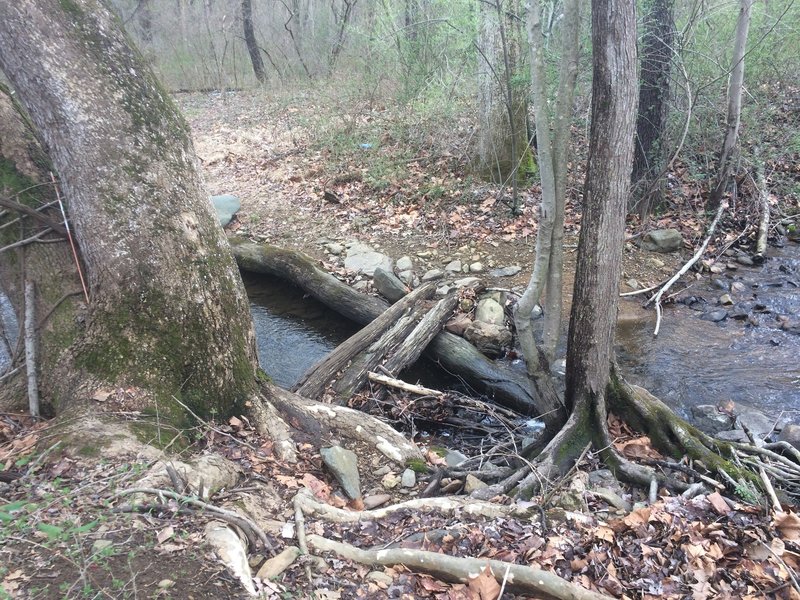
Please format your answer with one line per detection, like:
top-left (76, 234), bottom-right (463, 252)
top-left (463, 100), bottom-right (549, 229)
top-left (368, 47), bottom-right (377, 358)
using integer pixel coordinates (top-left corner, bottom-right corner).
top-left (373, 267), bottom-right (407, 302)
top-left (642, 229), bottom-right (682, 253)
top-left (464, 321), bottom-right (511, 357)
top-left (691, 404), bottom-right (734, 435)
top-left (475, 298), bottom-right (504, 325)
top-left (344, 242), bottom-right (393, 276)
top-left (210, 194), bottom-right (240, 227)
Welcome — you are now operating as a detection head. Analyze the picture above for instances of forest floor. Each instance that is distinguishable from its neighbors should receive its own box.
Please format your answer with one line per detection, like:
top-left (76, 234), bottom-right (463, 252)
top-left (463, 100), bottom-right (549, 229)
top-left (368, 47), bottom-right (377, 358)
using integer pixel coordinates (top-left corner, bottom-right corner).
top-left (2, 88), bottom-right (800, 599)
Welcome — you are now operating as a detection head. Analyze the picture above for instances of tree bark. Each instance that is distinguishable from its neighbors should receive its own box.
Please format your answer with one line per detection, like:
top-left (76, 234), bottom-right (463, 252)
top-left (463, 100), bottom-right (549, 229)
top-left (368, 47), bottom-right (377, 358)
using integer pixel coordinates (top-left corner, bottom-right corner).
top-left (242, 0), bottom-right (267, 84)
top-left (565, 0), bottom-right (637, 415)
top-left (631, 0), bottom-right (674, 219)
top-left (0, 0), bottom-right (258, 420)
top-left (708, 0), bottom-right (754, 209)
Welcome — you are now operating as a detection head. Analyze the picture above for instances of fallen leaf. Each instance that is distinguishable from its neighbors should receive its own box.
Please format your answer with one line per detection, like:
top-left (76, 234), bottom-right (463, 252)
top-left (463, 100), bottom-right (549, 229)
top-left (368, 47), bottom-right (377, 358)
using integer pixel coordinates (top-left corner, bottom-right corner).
top-left (706, 492), bottom-right (731, 515)
top-left (157, 525), bottom-right (175, 544)
top-left (775, 511), bottom-right (800, 540)
top-left (467, 564), bottom-right (500, 600)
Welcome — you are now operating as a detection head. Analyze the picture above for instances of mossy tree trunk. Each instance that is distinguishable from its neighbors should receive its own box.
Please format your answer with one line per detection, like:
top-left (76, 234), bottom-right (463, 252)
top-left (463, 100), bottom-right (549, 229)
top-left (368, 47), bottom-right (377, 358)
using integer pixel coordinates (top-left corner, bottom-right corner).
top-left (0, 0), bottom-right (258, 422)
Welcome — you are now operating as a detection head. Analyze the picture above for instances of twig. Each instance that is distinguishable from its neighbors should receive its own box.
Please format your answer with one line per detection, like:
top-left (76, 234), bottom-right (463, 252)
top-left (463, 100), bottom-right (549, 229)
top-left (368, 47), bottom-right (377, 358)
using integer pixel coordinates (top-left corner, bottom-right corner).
top-left (0, 228), bottom-right (53, 254)
top-left (170, 395), bottom-right (260, 452)
top-left (647, 200), bottom-right (727, 336)
top-left (50, 172), bottom-right (89, 304)
top-left (759, 466), bottom-right (783, 513)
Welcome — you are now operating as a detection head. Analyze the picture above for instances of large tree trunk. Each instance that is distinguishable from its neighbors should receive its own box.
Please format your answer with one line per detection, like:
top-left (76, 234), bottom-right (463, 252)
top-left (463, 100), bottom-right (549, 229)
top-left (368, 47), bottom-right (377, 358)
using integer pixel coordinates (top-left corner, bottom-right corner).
top-left (0, 0), bottom-right (258, 421)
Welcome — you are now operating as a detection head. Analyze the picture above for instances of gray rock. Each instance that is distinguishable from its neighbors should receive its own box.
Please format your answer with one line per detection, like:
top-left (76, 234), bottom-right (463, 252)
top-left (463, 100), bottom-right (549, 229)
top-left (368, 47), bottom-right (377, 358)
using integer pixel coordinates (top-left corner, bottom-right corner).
top-left (445, 314), bottom-right (472, 336)
top-left (320, 446), bottom-right (361, 500)
top-left (445, 450), bottom-right (468, 467)
top-left (464, 321), bottom-right (512, 357)
top-left (373, 267), bottom-right (407, 302)
top-left (324, 242), bottom-right (345, 256)
top-left (716, 429), bottom-right (749, 442)
top-left (737, 254), bottom-right (754, 266)
top-left (353, 280), bottom-right (369, 292)
top-left (363, 494), bottom-right (391, 509)
top-left (711, 278), bottom-right (730, 291)
top-left (344, 242), bottom-right (393, 276)
top-left (646, 257), bottom-right (666, 269)
top-left (731, 281), bottom-right (747, 293)
top-left (719, 293), bottom-right (733, 305)
top-left (435, 285), bottom-right (452, 296)
top-left (396, 256), bottom-right (414, 271)
top-left (444, 260), bottom-right (462, 272)
top-left (210, 194), bottom-right (241, 227)
top-left (626, 279), bottom-right (642, 290)
top-left (464, 474), bottom-right (488, 494)
top-left (737, 410), bottom-right (775, 438)
top-left (591, 487), bottom-right (631, 512)
top-left (373, 465), bottom-right (391, 476)
top-left (642, 229), bottom-right (683, 253)
top-left (421, 269), bottom-right (445, 282)
top-left (489, 266), bottom-right (522, 278)
top-left (475, 298), bottom-right (504, 325)
top-left (469, 261), bottom-right (485, 273)
top-left (691, 404), bottom-right (734, 435)
top-left (778, 424), bottom-right (800, 450)
top-left (701, 309), bottom-right (728, 322)
top-left (401, 469), bottom-right (416, 488)
top-left (398, 270), bottom-right (416, 285)
top-left (453, 276), bottom-right (481, 288)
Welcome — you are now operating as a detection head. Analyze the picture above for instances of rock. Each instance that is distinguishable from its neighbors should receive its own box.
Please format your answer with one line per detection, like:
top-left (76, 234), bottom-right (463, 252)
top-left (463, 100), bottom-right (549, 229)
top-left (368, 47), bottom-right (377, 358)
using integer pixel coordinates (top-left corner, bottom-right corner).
top-left (381, 472), bottom-right (400, 489)
top-left (700, 309), bottom-right (728, 322)
top-left (435, 285), bottom-right (452, 296)
top-left (444, 260), bottom-right (462, 272)
top-left (421, 268), bottom-right (445, 282)
top-left (366, 571), bottom-right (394, 586)
top-left (91, 539), bottom-right (114, 554)
top-left (401, 469), bottom-right (416, 488)
top-left (454, 276), bottom-right (481, 288)
top-left (398, 270), bottom-right (416, 285)
top-left (716, 429), bottom-right (749, 442)
top-left (626, 279), bottom-right (642, 290)
top-left (646, 257), bottom-right (665, 269)
top-left (731, 281), bottom-right (747, 293)
top-left (464, 474), bottom-right (488, 494)
top-left (475, 298), bottom-right (504, 325)
top-left (373, 465), bottom-right (391, 476)
top-left (416, 250), bottom-right (432, 258)
top-left (719, 293), bottom-right (733, 305)
top-left (737, 410), bottom-right (775, 438)
top-left (551, 358), bottom-right (567, 376)
top-left (256, 546), bottom-right (301, 580)
top-left (778, 424), bottom-right (800, 449)
top-left (320, 446), bottom-right (361, 500)
top-left (344, 242), bottom-right (393, 276)
top-left (373, 267), bottom-right (407, 302)
top-left (711, 278), bottom-right (730, 291)
top-left (363, 494), bottom-right (391, 509)
top-left (396, 256), bottom-right (414, 271)
top-left (324, 242), bottom-right (344, 255)
top-left (709, 264), bottom-right (725, 274)
top-left (469, 261), bottom-right (484, 273)
top-left (489, 266), bottom-right (522, 278)
top-left (445, 450), bottom-right (468, 468)
top-left (691, 404), bottom-right (734, 435)
top-left (464, 321), bottom-right (512, 357)
top-left (459, 298), bottom-right (474, 312)
top-left (445, 314), bottom-right (472, 336)
top-left (736, 254), bottom-right (754, 266)
top-left (210, 194), bottom-right (241, 227)
top-left (642, 229), bottom-right (683, 253)
top-left (588, 469), bottom-right (616, 487)
top-left (591, 487), bottom-right (631, 512)
top-left (353, 280), bottom-right (369, 292)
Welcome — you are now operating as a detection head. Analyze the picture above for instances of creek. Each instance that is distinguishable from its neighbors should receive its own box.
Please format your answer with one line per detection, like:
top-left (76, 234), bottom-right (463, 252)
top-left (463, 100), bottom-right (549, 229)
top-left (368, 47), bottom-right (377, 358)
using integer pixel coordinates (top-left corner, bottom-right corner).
top-left (245, 246), bottom-right (800, 424)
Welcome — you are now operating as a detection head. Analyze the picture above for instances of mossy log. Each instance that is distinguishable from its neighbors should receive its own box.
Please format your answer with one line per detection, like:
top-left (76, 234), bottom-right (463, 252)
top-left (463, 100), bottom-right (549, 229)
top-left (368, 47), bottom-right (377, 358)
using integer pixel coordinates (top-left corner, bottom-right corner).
top-left (230, 238), bottom-right (548, 417)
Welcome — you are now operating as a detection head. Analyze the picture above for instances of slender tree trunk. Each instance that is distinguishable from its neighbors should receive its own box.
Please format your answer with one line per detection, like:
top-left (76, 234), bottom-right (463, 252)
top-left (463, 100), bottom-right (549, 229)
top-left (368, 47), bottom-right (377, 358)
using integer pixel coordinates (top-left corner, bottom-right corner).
top-left (708, 0), bottom-right (754, 209)
top-left (0, 0), bottom-right (258, 420)
top-left (565, 0), bottom-right (638, 413)
top-left (631, 0), bottom-right (674, 220)
top-left (242, 0), bottom-right (267, 83)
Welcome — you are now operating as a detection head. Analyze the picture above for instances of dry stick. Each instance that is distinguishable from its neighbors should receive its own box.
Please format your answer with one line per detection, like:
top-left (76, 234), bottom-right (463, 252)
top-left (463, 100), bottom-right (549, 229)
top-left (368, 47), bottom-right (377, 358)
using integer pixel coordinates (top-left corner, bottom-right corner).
top-left (0, 228), bottom-right (53, 255)
top-left (367, 371), bottom-right (444, 397)
top-left (50, 173), bottom-right (89, 304)
top-left (759, 467), bottom-right (785, 513)
top-left (23, 279), bottom-right (39, 417)
top-left (647, 200), bottom-right (727, 336)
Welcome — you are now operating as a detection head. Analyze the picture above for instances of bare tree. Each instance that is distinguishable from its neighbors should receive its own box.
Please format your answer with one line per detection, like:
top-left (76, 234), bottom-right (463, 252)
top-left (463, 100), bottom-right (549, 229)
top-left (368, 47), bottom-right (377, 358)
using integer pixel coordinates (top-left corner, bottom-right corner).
top-left (708, 0), bottom-right (754, 209)
top-left (242, 0), bottom-right (267, 83)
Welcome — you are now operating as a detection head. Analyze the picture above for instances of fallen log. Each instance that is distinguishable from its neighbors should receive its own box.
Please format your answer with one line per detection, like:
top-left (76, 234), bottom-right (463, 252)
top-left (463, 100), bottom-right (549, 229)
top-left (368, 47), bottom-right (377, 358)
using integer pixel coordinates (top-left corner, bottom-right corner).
top-left (294, 283), bottom-right (435, 399)
top-left (230, 238), bottom-right (547, 418)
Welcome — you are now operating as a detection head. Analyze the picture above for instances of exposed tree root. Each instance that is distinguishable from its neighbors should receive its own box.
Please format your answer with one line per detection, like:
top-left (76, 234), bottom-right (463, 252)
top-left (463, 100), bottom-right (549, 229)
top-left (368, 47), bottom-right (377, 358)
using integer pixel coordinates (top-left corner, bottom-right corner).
top-left (305, 535), bottom-right (612, 600)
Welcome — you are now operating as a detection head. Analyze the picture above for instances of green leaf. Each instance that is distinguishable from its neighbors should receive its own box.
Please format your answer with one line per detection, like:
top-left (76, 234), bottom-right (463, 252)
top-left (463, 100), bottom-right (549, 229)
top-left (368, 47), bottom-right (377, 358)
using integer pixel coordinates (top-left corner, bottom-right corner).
top-left (0, 500), bottom-right (29, 512)
top-left (37, 523), bottom-right (65, 540)
top-left (76, 520), bottom-right (99, 533)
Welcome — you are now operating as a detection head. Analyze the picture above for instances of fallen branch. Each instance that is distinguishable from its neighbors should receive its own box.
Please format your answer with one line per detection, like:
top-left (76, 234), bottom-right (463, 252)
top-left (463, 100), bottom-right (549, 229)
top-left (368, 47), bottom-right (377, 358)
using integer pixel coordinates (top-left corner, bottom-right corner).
top-left (24, 280), bottom-right (39, 417)
top-left (647, 200), bottom-right (727, 336)
top-left (753, 148), bottom-right (770, 259)
top-left (0, 228), bottom-right (53, 255)
top-left (366, 372), bottom-right (444, 397)
top-left (306, 535), bottom-right (612, 600)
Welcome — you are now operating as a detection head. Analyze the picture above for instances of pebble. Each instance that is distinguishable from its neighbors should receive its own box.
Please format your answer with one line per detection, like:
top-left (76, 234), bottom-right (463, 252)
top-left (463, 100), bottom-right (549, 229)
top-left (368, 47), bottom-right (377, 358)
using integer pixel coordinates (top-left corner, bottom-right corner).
top-left (469, 262), bottom-right (484, 273)
top-left (401, 469), bottom-right (416, 488)
top-left (737, 255), bottom-right (754, 266)
top-left (421, 269), bottom-right (444, 281)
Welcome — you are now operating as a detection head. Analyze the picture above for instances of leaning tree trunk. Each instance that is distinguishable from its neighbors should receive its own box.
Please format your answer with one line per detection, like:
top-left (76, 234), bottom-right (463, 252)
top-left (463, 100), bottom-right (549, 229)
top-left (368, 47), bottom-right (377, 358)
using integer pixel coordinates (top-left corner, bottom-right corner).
top-left (708, 0), bottom-right (754, 210)
top-left (242, 0), bottom-right (267, 84)
top-left (0, 0), bottom-right (258, 421)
